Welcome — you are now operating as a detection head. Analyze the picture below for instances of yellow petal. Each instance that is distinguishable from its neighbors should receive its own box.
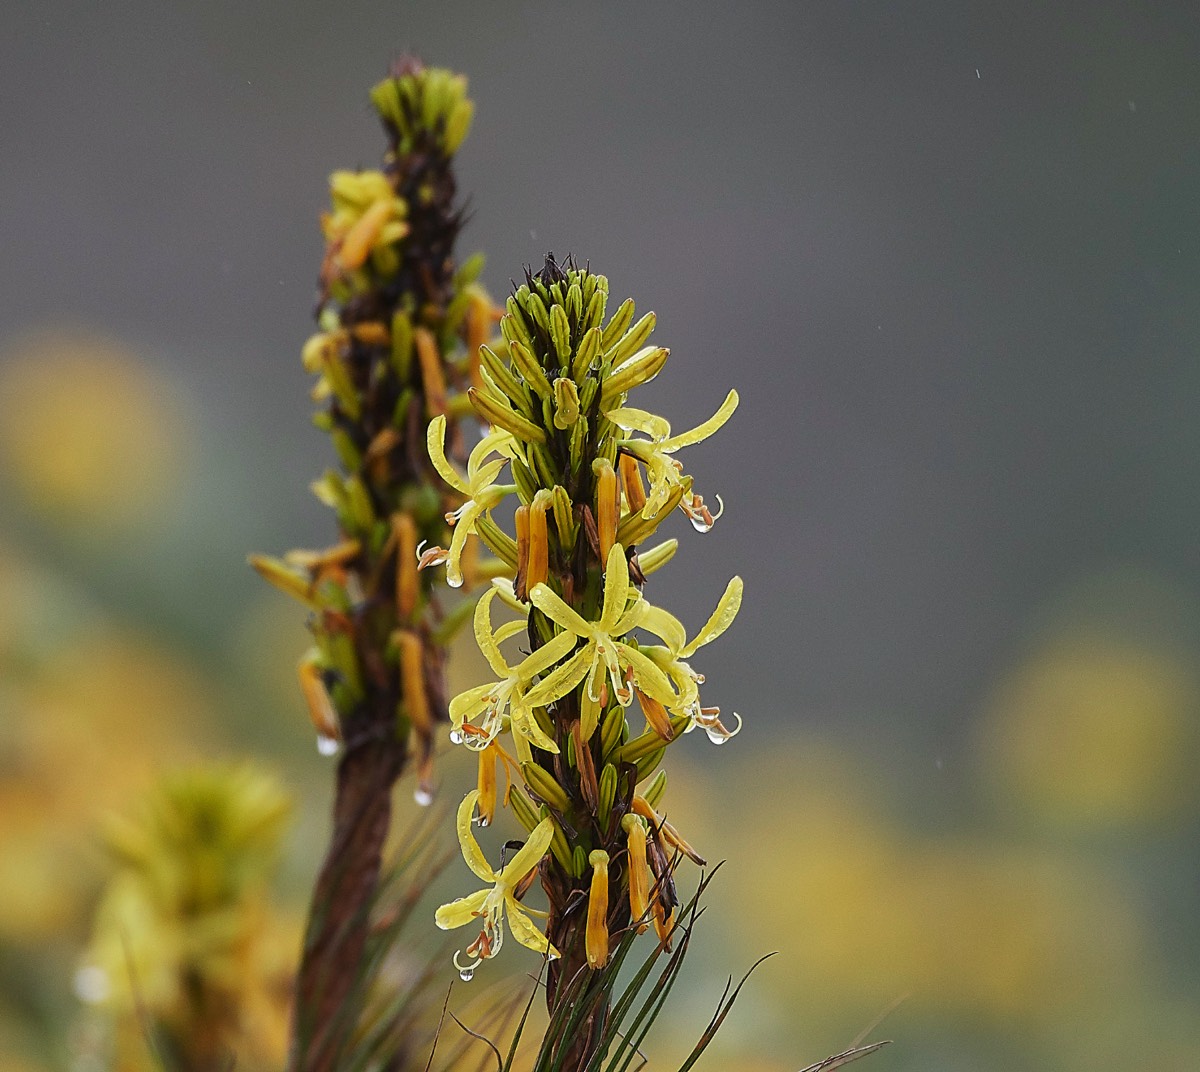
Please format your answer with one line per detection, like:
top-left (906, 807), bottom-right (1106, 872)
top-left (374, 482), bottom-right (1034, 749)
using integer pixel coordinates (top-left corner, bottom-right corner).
top-left (456, 791), bottom-right (496, 882)
top-left (435, 887), bottom-right (490, 930)
top-left (660, 389), bottom-right (739, 453)
top-left (529, 582), bottom-right (591, 639)
top-left (504, 896), bottom-right (558, 958)
top-left (426, 415), bottom-right (470, 495)
top-left (496, 816), bottom-right (554, 887)
top-left (679, 576), bottom-right (743, 658)
top-left (599, 542), bottom-right (630, 634)
top-left (523, 646), bottom-right (592, 708)
top-left (473, 589), bottom-right (512, 677)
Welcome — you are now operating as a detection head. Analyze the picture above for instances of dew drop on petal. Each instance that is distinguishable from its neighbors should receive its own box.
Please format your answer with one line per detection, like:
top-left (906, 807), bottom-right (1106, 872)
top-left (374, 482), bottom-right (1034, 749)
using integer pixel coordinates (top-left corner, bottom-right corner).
top-left (316, 734), bottom-right (341, 757)
top-left (414, 785), bottom-right (435, 807)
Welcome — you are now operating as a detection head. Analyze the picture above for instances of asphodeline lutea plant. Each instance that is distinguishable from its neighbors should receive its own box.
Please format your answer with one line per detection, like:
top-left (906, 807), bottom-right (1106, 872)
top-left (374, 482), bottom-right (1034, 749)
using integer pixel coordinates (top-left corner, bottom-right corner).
top-left (423, 254), bottom-right (743, 1065)
top-left (250, 59), bottom-right (508, 1072)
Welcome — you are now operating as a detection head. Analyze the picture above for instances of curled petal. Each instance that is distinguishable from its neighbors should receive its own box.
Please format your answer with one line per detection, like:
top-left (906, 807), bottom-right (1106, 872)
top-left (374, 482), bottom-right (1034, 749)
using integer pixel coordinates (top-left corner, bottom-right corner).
top-left (660, 389), bottom-right (739, 452)
top-left (426, 415), bottom-right (470, 495)
top-left (456, 791), bottom-right (497, 882)
top-left (679, 576), bottom-right (743, 658)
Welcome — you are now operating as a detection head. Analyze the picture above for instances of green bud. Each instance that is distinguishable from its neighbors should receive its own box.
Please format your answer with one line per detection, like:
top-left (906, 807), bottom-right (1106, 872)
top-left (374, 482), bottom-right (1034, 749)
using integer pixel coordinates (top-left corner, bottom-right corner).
top-left (598, 763), bottom-right (618, 823)
top-left (468, 388), bottom-right (546, 442)
top-left (634, 746), bottom-right (666, 783)
top-left (641, 769), bottom-right (667, 810)
top-left (501, 309), bottom-right (534, 351)
top-left (573, 326), bottom-right (602, 381)
top-left (571, 844), bottom-right (588, 879)
top-left (553, 377), bottom-right (581, 429)
top-left (582, 286), bottom-right (606, 333)
top-left (511, 458), bottom-right (539, 505)
top-left (443, 98), bottom-right (474, 154)
top-left (443, 287), bottom-right (472, 338)
top-left (599, 704), bottom-right (626, 760)
top-left (479, 344), bottom-right (527, 407)
top-left (508, 787), bottom-right (542, 832)
top-left (603, 311), bottom-right (657, 367)
top-left (600, 297), bottom-right (635, 351)
top-left (540, 806), bottom-right (574, 873)
top-left (475, 514), bottom-right (519, 568)
top-left (565, 282), bottom-right (583, 326)
top-left (523, 291), bottom-right (551, 336)
top-left (521, 761), bottom-right (571, 813)
top-left (550, 485), bottom-right (576, 549)
top-left (510, 338), bottom-right (553, 398)
top-left (616, 481), bottom-right (687, 546)
top-left (637, 538), bottom-right (678, 576)
top-left (549, 304), bottom-right (572, 362)
top-left (599, 346), bottom-right (669, 410)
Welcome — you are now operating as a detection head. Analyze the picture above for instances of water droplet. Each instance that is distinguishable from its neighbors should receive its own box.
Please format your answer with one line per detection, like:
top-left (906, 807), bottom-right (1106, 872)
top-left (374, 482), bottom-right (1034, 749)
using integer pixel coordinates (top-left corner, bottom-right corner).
top-left (73, 965), bottom-right (110, 1004)
top-left (449, 729), bottom-right (464, 745)
top-left (459, 968), bottom-right (474, 982)
top-left (688, 515), bottom-right (713, 533)
top-left (705, 728), bottom-right (728, 745)
top-left (414, 785), bottom-right (434, 807)
top-left (478, 816), bottom-right (490, 827)
top-left (316, 735), bottom-right (340, 757)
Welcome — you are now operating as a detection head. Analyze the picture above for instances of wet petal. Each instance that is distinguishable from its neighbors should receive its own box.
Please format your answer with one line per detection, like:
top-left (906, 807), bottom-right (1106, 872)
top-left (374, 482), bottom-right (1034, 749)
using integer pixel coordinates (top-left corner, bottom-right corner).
top-left (679, 576), bottom-right (743, 658)
top-left (660, 389), bottom-right (739, 453)
top-left (426, 415), bottom-right (470, 495)
top-left (497, 817), bottom-right (555, 886)
top-left (434, 887), bottom-right (490, 930)
top-left (456, 791), bottom-right (497, 882)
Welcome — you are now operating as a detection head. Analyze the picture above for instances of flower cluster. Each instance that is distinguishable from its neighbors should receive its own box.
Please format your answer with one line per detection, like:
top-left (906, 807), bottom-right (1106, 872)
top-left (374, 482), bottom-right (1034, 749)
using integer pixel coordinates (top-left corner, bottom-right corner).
top-left (251, 60), bottom-right (501, 794)
top-left (425, 255), bottom-right (742, 1032)
top-left (249, 60), bottom-right (507, 1072)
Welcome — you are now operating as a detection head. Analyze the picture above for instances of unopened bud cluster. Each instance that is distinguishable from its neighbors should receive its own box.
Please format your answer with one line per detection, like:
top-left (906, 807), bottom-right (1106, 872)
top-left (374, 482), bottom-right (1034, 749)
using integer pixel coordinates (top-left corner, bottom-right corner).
top-left (251, 61), bottom-right (502, 793)
top-left (428, 255), bottom-right (743, 996)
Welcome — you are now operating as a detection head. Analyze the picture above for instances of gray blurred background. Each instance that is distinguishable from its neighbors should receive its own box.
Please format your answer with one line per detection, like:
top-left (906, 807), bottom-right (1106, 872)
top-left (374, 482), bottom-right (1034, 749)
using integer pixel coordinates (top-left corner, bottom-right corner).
top-left (3, 3), bottom-right (1200, 1071)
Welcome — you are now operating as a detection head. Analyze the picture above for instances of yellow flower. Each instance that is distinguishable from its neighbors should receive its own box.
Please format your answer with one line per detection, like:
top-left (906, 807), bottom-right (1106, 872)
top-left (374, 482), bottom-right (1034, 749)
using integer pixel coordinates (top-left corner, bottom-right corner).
top-left (638, 576), bottom-right (744, 741)
top-left (426, 416), bottom-right (517, 587)
top-left (448, 589), bottom-right (577, 755)
top-left (528, 543), bottom-right (679, 709)
top-left (435, 791), bottom-right (558, 971)
top-left (607, 389), bottom-right (738, 525)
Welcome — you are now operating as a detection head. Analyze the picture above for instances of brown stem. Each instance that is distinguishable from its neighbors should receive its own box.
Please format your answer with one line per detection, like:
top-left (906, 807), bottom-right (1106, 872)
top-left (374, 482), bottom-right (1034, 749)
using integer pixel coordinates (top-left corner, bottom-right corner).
top-left (288, 709), bottom-right (406, 1072)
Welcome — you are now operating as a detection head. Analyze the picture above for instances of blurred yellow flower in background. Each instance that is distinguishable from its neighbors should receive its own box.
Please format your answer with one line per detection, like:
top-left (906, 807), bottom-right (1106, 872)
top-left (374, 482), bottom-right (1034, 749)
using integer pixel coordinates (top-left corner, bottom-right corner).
top-left (979, 635), bottom-right (1199, 828)
top-left (0, 541), bottom-right (207, 942)
top-left (79, 764), bottom-right (297, 1072)
top-left (0, 331), bottom-right (190, 529)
